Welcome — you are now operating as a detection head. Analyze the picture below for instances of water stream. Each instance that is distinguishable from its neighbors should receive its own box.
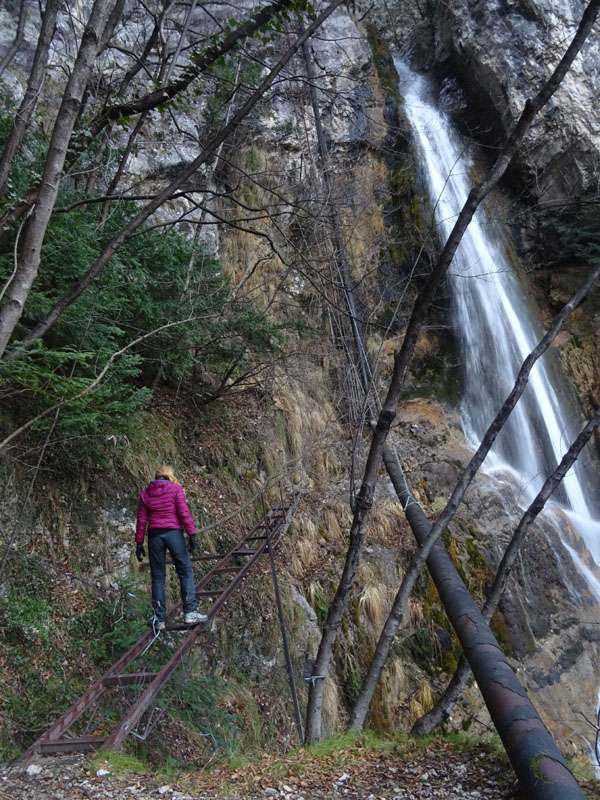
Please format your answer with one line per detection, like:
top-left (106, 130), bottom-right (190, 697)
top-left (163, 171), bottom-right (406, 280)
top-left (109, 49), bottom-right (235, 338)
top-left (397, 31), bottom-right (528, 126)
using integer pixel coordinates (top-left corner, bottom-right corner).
top-left (394, 55), bottom-right (600, 769)
top-left (393, 60), bottom-right (600, 598)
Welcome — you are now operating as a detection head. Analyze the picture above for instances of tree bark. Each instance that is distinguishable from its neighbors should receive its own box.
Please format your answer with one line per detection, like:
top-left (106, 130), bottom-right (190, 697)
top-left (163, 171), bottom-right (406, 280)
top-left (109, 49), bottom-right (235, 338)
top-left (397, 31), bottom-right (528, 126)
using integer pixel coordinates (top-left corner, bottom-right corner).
top-left (348, 262), bottom-right (600, 730)
top-left (412, 403), bottom-right (600, 736)
top-left (0, 0), bottom-right (61, 201)
top-left (1, 1), bottom-right (345, 362)
top-left (0, 0), bottom-right (121, 357)
top-left (305, 0), bottom-right (600, 743)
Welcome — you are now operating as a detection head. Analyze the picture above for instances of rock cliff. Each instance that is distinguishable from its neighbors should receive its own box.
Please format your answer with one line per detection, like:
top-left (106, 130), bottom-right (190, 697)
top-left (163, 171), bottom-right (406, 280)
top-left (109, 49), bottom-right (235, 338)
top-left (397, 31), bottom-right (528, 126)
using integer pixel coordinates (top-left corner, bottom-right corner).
top-left (431, 0), bottom-right (600, 202)
top-left (0, 0), bottom-right (599, 776)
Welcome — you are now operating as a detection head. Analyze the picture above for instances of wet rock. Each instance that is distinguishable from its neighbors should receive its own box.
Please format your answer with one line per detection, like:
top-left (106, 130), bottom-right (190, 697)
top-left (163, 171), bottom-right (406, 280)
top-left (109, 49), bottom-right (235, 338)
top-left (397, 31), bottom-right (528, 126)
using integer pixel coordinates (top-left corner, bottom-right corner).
top-left (432, 0), bottom-right (600, 202)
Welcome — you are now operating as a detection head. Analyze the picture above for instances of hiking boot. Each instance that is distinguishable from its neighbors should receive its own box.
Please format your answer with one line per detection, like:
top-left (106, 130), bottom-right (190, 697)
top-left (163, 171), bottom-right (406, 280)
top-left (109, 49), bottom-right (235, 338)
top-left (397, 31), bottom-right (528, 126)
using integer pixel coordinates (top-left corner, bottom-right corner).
top-left (152, 618), bottom-right (166, 631)
top-left (184, 611), bottom-right (208, 625)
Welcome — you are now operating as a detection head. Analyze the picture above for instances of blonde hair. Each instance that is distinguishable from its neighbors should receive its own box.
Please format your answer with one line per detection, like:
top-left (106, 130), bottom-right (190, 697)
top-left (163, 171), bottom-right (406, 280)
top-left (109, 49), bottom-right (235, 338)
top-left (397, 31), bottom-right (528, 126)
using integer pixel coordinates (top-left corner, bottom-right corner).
top-left (154, 464), bottom-right (179, 484)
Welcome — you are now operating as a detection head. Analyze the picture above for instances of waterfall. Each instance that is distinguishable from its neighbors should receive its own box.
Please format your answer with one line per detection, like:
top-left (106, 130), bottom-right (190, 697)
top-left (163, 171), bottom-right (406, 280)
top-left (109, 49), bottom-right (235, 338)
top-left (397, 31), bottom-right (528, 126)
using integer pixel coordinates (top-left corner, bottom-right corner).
top-left (393, 59), bottom-right (600, 594)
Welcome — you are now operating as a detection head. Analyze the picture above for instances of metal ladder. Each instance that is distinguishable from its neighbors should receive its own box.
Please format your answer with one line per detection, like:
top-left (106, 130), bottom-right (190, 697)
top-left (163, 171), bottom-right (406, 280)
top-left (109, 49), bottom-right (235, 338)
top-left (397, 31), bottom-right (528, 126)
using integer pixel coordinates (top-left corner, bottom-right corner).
top-left (19, 500), bottom-right (298, 759)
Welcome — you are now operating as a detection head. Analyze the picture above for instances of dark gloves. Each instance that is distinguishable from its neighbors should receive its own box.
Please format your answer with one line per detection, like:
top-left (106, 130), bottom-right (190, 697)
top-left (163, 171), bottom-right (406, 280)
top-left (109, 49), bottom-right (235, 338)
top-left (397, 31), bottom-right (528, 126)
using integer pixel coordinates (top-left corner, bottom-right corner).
top-left (136, 543), bottom-right (146, 562)
top-left (188, 535), bottom-right (196, 554)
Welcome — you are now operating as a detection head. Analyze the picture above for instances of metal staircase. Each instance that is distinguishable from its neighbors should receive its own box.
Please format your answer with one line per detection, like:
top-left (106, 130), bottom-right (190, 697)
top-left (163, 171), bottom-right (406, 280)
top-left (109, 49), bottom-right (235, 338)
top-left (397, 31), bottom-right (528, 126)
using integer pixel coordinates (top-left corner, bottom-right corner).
top-left (19, 500), bottom-right (298, 759)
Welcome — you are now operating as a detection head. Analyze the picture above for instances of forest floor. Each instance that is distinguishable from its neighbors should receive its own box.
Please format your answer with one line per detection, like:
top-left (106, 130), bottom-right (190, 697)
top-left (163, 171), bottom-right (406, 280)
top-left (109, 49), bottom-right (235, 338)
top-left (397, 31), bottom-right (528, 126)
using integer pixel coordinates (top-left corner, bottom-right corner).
top-left (2, 735), bottom-right (600, 800)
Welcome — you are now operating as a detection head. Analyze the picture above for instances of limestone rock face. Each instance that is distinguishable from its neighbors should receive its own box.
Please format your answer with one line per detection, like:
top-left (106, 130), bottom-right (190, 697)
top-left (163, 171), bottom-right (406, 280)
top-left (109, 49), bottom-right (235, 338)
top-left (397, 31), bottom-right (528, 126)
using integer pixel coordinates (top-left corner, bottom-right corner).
top-left (1, 0), bottom-right (599, 768)
top-left (396, 398), bottom-right (600, 759)
top-left (433, 0), bottom-right (600, 201)
top-left (309, 9), bottom-right (374, 144)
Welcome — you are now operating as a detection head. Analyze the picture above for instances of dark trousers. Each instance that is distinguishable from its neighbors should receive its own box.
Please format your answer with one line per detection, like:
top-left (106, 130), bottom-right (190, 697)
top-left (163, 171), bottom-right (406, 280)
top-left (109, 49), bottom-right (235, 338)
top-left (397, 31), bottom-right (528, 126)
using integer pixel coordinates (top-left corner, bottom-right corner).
top-left (148, 529), bottom-right (197, 621)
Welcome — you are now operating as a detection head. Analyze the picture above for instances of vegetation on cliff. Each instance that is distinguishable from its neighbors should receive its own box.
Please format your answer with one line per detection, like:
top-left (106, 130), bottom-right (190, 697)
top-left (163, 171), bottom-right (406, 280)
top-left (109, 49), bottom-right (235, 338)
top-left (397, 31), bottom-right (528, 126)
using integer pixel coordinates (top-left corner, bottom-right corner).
top-left (0, 0), bottom-right (599, 790)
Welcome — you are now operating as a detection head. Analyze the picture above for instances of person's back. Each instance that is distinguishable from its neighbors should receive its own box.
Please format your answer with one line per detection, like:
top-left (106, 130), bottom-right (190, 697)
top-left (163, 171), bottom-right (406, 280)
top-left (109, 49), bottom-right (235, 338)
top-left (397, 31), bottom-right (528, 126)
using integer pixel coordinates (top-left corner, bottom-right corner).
top-left (137, 479), bottom-right (195, 540)
top-left (135, 465), bottom-right (207, 630)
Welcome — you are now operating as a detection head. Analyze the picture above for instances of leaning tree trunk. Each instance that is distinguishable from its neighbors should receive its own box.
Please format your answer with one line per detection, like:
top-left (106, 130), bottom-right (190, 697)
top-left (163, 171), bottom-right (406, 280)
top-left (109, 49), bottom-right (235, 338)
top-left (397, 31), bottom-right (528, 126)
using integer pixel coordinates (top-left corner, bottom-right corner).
top-left (0, 0), bottom-right (61, 202)
top-left (412, 403), bottom-right (600, 737)
top-left (305, 0), bottom-right (600, 742)
top-left (0, 0), bottom-right (120, 357)
top-left (348, 262), bottom-right (600, 730)
top-left (305, 349), bottom-right (408, 742)
top-left (0, 0), bottom-right (302, 269)
top-left (1, 1), bottom-right (345, 362)
top-left (88, 0), bottom-right (299, 136)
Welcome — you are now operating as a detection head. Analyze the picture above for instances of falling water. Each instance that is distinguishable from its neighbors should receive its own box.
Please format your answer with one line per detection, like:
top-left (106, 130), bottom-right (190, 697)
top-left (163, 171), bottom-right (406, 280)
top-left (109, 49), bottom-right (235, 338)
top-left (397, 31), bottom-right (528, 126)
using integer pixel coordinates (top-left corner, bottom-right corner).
top-left (394, 59), bottom-right (600, 592)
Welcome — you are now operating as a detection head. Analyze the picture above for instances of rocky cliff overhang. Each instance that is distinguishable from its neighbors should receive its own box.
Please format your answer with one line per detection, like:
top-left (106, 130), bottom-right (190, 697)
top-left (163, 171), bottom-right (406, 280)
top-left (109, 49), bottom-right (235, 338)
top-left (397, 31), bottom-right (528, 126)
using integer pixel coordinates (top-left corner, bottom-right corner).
top-left (433, 0), bottom-right (600, 204)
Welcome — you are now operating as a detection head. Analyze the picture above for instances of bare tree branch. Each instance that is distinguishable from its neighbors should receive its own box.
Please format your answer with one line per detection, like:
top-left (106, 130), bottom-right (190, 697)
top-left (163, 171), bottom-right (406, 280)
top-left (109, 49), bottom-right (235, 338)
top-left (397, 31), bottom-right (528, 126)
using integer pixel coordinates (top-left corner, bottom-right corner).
top-left (0, 316), bottom-right (197, 452)
top-left (89, 0), bottom-right (300, 136)
top-left (304, 0), bottom-right (600, 743)
top-left (0, 0), bottom-right (61, 201)
top-left (347, 262), bottom-right (600, 732)
top-left (0, 0), bottom-right (123, 357)
top-left (0, 0), bottom-right (28, 79)
top-left (1, 1), bottom-right (345, 362)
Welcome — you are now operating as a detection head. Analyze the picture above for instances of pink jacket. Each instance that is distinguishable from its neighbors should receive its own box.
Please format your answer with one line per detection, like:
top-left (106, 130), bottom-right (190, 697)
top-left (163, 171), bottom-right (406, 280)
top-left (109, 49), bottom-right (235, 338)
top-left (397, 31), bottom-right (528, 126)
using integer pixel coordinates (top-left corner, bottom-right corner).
top-left (136, 480), bottom-right (197, 543)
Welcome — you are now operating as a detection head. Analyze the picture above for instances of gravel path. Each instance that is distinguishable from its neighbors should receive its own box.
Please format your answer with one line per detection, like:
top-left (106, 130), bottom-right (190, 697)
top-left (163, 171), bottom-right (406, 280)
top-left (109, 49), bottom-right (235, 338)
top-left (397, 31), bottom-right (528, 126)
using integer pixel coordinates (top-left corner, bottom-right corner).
top-left (2, 740), bottom-right (599, 800)
top-left (0, 745), bottom-right (522, 800)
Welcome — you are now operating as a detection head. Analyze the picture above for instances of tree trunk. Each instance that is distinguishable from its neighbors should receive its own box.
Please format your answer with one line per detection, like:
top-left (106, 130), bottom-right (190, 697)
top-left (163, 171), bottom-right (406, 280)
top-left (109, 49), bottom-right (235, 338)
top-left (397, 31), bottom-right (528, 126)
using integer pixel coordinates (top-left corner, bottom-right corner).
top-left (349, 262), bottom-right (600, 730)
top-left (305, 351), bottom-right (405, 742)
top-left (89, 0), bottom-right (299, 135)
top-left (346, 445), bottom-right (430, 730)
top-left (99, 112), bottom-right (148, 225)
top-left (0, 0), bottom-right (294, 242)
top-left (386, 443), bottom-right (594, 799)
top-left (306, 0), bottom-right (600, 742)
top-left (410, 654), bottom-right (472, 736)
top-left (412, 402), bottom-right (600, 736)
top-left (97, 8), bottom-right (167, 218)
top-left (0, 0), bottom-right (120, 357)
top-left (1, 1), bottom-right (345, 362)
top-left (0, 0), bottom-right (61, 201)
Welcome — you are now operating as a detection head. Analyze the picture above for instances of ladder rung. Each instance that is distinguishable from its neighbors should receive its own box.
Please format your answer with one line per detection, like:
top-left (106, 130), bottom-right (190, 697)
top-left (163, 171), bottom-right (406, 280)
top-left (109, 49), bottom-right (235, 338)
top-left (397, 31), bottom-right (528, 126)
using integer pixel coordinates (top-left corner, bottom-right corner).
top-left (193, 554), bottom-right (223, 560)
top-left (40, 736), bottom-right (106, 754)
top-left (197, 590), bottom-right (221, 596)
top-left (247, 535), bottom-right (267, 540)
top-left (104, 672), bottom-right (158, 687)
top-left (165, 621), bottom-right (208, 631)
top-left (215, 566), bottom-right (241, 573)
top-left (231, 549), bottom-right (257, 555)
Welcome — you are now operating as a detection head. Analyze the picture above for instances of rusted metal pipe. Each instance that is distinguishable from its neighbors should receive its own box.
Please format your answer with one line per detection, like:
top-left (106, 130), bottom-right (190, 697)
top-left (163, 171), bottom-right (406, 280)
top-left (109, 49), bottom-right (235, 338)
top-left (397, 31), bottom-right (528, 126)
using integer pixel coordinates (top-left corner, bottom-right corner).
top-left (384, 450), bottom-right (585, 799)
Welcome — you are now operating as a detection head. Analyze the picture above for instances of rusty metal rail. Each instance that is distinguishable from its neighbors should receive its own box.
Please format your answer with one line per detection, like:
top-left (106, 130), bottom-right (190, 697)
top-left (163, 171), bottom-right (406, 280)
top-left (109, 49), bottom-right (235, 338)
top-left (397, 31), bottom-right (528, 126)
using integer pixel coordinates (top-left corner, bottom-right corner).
top-left (19, 500), bottom-right (297, 760)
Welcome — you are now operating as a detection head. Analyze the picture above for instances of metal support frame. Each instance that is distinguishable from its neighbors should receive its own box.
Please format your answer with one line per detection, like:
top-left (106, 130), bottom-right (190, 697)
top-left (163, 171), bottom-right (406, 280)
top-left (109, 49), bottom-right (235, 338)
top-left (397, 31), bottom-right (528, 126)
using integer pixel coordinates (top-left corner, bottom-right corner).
top-left (266, 527), bottom-right (304, 744)
top-left (19, 499), bottom-right (298, 760)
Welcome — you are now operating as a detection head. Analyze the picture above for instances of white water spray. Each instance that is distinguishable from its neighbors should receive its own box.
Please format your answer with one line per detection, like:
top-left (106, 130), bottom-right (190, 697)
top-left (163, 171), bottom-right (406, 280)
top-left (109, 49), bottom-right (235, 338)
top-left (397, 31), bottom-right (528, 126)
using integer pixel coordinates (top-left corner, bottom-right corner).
top-left (394, 59), bottom-right (600, 591)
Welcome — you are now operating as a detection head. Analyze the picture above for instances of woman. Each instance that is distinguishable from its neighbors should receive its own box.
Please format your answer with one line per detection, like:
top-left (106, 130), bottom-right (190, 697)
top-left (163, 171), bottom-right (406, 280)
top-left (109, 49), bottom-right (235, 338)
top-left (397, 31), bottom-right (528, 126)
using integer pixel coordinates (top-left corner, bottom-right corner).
top-left (135, 465), bottom-right (207, 630)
